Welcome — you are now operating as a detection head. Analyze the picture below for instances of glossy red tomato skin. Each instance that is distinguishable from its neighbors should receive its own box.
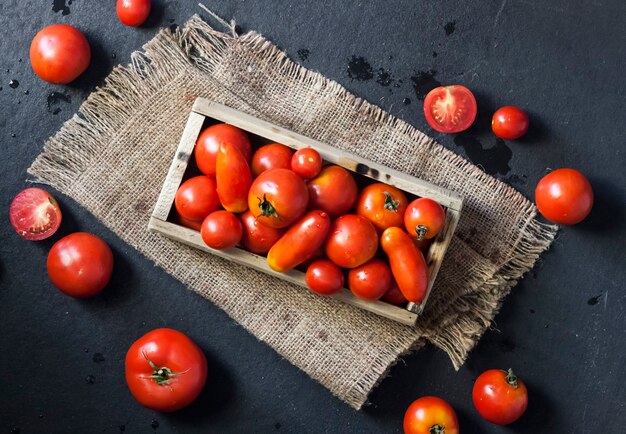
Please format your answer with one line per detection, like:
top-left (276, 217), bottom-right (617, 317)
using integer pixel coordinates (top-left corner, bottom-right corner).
top-left (423, 85), bottom-right (477, 133)
top-left (240, 210), bottom-right (284, 255)
top-left (305, 259), bottom-right (344, 295)
top-left (356, 183), bottom-right (408, 233)
top-left (473, 369), bottom-right (528, 425)
top-left (492, 106), bottom-right (529, 140)
top-left (404, 396), bottom-right (459, 434)
top-left (30, 24), bottom-right (91, 84)
top-left (382, 279), bottom-right (408, 305)
top-left (291, 148), bottom-right (322, 179)
top-left (125, 328), bottom-right (207, 412)
top-left (47, 233), bottom-right (114, 298)
top-left (308, 165), bottom-right (358, 218)
top-left (194, 124), bottom-right (252, 177)
top-left (325, 214), bottom-right (378, 269)
top-left (348, 258), bottom-right (392, 301)
top-left (200, 210), bottom-right (242, 250)
top-left (9, 187), bottom-right (62, 241)
top-left (381, 227), bottom-right (428, 303)
top-left (177, 215), bottom-right (203, 232)
top-left (174, 176), bottom-right (220, 222)
top-left (535, 168), bottom-right (593, 224)
top-left (216, 142), bottom-right (253, 213)
top-left (251, 143), bottom-right (294, 177)
top-left (404, 198), bottom-right (446, 240)
top-left (116, 0), bottom-right (151, 27)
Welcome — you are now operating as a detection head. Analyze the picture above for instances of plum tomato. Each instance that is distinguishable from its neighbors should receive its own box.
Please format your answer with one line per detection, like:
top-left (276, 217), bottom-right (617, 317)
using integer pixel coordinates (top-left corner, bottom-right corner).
top-left (9, 187), bottom-right (62, 241)
top-left (305, 259), bottom-right (344, 296)
top-left (348, 258), bottom-right (392, 301)
top-left (216, 142), bottom-right (252, 213)
top-left (308, 165), bottom-right (358, 218)
top-left (116, 0), bottom-right (151, 27)
top-left (291, 147), bottom-right (322, 179)
top-left (492, 106), bottom-right (529, 140)
top-left (325, 214), bottom-right (378, 269)
top-left (404, 396), bottom-right (459, 434)
top-left (251, 143), bottom-right (294, 177)
top-left (240, 210), bottom-right (284, 255)
top-left (200, 210), bottom-right (242, 250)
top-left (423, 85), bottom-right (477, 133)
top-left (381, 227), bottom-right (428, 303)
top-left (356, 183), bottom-right (408, 233)
top-left (404, 198), bottom-right (445, 241)
top-left (194, 124), bottom-right (252, 177)
top-left (174, 176), bottom-right (220, 222)
top-left (473, 368), bottom-right (528, 425)
top-left (535, 168), bottom-right (593, 224)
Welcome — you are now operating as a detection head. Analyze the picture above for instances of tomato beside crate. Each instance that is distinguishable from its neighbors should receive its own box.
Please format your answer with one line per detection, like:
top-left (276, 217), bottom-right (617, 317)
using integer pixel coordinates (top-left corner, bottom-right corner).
top-left (149, 99), bottom-right (463, 326)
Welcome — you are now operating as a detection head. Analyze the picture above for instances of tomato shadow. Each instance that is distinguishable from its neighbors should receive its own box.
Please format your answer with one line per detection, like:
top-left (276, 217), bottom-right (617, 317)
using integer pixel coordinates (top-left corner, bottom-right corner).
top-left (454, 407), bottom-right (487, 434)
top-left (575, 177), bottom-right (624, 234)
top-left (68, 33), bottom-right (115, 93)
top-left (516, 111), bottom-right (550, 144)
top-left (504, 379), bottom-right (558, 431)
top-left (141, 0), bottom-right (167, 29)
top-left (464, 90), bottom-right (497, 137)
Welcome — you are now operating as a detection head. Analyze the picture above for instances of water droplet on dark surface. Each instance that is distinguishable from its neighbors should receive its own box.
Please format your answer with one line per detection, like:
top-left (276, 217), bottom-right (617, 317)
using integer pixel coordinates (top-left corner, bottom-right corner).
top-left (587, 294), bottom-right (602, 305)
top-left (11, 133), bottom-right (16, 138)
top-left (347, 56), bottom-right (373, 81)
top-left (151, 419), bottom-right (159, 429)
top-left (38, 414), bottom-right (44, 419)
top-left (11, 428), bottom-right (20, 434)
top-left (9, 79), bottom-right (19, 89)
top-left (432, 51), bottom-right (438, 57)
top-left (86, 374), bottom-right (96, 384)
top-left (409, 70), bottom-right (440, 100)
top-left (274, 422), bottom-right (282, 430)
top-left (23, 90), bottom-right (29, 95)
top-left (112, 53), bottom-right (117, 59)
top-left (403, 97), bottom-right (411, 105)
top-left (53, 108), bottom-right (62, 115)
top-left (52, 0), bottom-right (71, 15)
top-left (47, 91), bottom-right (71, 114)
top-left (92, 352), bottom-right (105, 363)
top-left (297, 48), bottom-right (310, 62)
top-left (0, 86), bottom-right (3, 91)
top-left (84, 348), bottom-right (89, 353)
top-left (6, 69), bottom-right (10, 73)
top-left (376, 68), bottom-right (393, 86)
top-left (119, 425), bottom-right (126, 432)
top-left (529, 309), bottom-right (535, 314)
top-left (18, 58), bottom-right (22, 62)
top-left (444, 20), bottom-right (456, 36)
top-left (453, 135), bottom-right (512, 175)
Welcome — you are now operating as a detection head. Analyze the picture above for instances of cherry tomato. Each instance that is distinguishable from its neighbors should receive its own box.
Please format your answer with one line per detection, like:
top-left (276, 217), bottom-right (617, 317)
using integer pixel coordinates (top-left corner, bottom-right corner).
top-left (216, 142), bottom-right (252, 213)
top-left (404, 198), bottom-right (446, 240)
top-left (381, 227), bottom-right (428, 303)
top-left (404, 396), bottom-right (459, 434)
top-left (116, 0), bottom-right (151, 26)
top-left (305, 259), bottom-right (344, 296)
top-left (240, 210), bottom-right (284, 255)
top-left (30, 24), bottom-right (91, 84)
top-left (325, 214), bottom-right (378, 268)
top-left (9, 187), bottom-right (62, 241)
top-left (423, 85), bottom-right (477, 133)
top-left (194, 124), bottom-right (252, 177)
top-left (348, 258), bottom-right (392, 301)
top-left (291, 147), bottom-right (322, 179)
top-left (47, 233), bottom-right (114, 298)
top-left (200, 210), bottom-right (242, 250)
top-left (251, 143), bottom-right (294, 177)
top-left (473, 368), bottom-right (528, 425)
top-left (174, 176), bottom-right (220, 222)
top-left (125, 328), bottom-right (207, 412)
top-left (248, 168), bottom-right (309, 229)
top-left (535, 168), bottom-right (593, 224)
top-left (492, 106), bottom-right (529, 140)
top-left (267, 210), bottom-right (331, 272)
top-left (308, 165), bottom-right (358, 218)
top-left (382, 279), bottom-right (408, 305)
top-left (356, 183), bottom-right (408, 233)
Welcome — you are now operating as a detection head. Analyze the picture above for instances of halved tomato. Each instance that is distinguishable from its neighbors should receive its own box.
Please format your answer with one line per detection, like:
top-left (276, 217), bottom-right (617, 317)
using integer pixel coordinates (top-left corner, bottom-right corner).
top-left (423, 85), bottom-right (477, 133)
top-left (9, 187), bottom-right (62, 241)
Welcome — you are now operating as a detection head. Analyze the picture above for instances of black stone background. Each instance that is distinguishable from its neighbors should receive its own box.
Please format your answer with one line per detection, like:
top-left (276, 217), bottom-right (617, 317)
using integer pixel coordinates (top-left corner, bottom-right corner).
top-left (0, 1), bottom-right (625, 433)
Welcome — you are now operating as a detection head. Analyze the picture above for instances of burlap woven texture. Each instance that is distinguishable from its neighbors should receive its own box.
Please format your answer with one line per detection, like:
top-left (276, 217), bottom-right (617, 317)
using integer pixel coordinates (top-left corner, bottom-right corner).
top-left (28, 14), bottom-right (557, 410)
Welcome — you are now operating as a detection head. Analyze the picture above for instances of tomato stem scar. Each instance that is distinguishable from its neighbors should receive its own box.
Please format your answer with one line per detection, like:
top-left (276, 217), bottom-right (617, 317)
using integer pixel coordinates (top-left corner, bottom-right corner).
top-left (383, 191), bottom-right (400, 212)
top-left (141, 351), bottom-right (189, 386)
top-left (505, 368), bottom-right (519, 389)
top-left (414, 225), bottom-right (428, 241)
top-left (429, 424), bottom-right (445, 434)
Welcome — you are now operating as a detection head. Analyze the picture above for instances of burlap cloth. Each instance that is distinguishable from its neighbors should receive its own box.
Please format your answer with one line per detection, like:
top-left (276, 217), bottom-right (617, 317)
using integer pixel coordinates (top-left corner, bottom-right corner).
top-left (28, 14), bottom-right (557, 409)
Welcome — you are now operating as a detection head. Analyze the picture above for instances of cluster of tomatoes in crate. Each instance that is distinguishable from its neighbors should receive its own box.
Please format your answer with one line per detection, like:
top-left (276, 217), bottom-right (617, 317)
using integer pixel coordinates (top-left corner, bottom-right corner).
top-left (173, 123), bottom-right (447, 305)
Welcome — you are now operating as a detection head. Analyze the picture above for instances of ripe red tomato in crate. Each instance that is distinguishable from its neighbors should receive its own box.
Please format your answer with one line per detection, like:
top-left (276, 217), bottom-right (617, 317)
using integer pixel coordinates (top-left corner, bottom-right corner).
top-left (325, 214), bottom-right (378, 269)
top-left (195, 124), bottom-right (252, 177)
top-left (348, 258), bottom-right (392, 301)
top-left (174, 176), bottom-right (220, 222)
top-left (305, 259), bottom-right (344, 296)
top-left (356, 183), bottom-right (408, 233)
top-left (251, 143), bottom-right (294, 177)
top-left (308, 165), bottom-right (358, 218)
top-left (404, 198), bottom-right (446, 241)
top-left (201, 210), bottom-right (242, 250)
top-left (381, 227), bottom-right (428, 303)
top-left (216, 142), bottom-right (253, 213)
top-left (291, 147), bottom-right (322, 179)
top-left (240, 210), bottom-right (284, 255)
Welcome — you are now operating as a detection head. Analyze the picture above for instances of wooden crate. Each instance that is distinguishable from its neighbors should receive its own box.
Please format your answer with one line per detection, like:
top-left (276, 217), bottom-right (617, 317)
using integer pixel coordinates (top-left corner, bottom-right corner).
top-left (149, 98), bottom-right (463, 326)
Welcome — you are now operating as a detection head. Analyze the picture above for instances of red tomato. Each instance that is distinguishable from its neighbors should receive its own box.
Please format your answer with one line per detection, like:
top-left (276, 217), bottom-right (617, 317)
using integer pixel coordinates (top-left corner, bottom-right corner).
top-left (492, 106), bottom-right (529, 140)
top-left (291, 148), bottom-right (322, 179)
top-left (216, 142), bottom-right (252, 213)
top-left (348, 258), bottom-right (392, 301)
top-left (381, 227), bottom-right (428, 303)
top-left (423, 85), bottom-right (477, 133)
top-left (177, 215), bottom-right (203, 232)
top-left (325, 215), bottom-right (378, 268)
top-left (308, 165), bottom-right (358, 218)
top-left (194, 124), bottom-right (251, 177)
top-left (535, 168), bottom-right (593, 224)
top-left (47, 233), bottom-right (114, 298)
top-left (356, 183), bottom-right (408, 233)
top-left (404, 198), bottom-right (446, 240)
top-left (30, 24), bottom-right (91, 84)
top-left (200, 210), bottom-right (242, 250)
top-left (248, 168), bottom-right (309, 229)
top-left (240, 210), bottom-right (284, 255)
top-left (305, 259), bottom-right (344, 296)
top-left (174, 176), bottom-right (220, 222)
top-left (9, 187), bottom-right (62, 241)
top-left (404, 396), bottom-right (459, 434)
top-left (251, 143), bottom-right (294, 177)
top-left (116, 0), bottom-right (151, 26)
top-left (125, 328), bottom-right (207, 412)
top-left (382, 279), bottom-right (408, 305)
top-left (473, 369), bottom-right (528, 425)
top-left (267, 210), bottom-right (331, 272)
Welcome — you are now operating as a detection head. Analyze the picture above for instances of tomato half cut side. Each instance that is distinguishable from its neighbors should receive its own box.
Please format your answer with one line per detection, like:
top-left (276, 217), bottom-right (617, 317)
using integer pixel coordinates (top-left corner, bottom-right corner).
top-left (10, 187), bottom-right (62, 241)
top-left (423, 85), bottom-right (477, 133)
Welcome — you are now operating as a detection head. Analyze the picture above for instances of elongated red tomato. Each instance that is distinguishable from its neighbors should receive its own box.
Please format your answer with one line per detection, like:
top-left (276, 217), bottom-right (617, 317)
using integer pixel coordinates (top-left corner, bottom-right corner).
top-left (251, 143), bottom-right (294, 177)
top-left (174, 176), bottom-right (220, 222)
top-left (348, 258), bottom-right (392, 301)
top-left (240, 210), bottom-right (284, 255)
top-left (195, 124), bottom-right (252, 177)
top-left (381, 227), bottom-right (428, 303)
top-left (9, 187), bottom-right (62, 241)
top-left (216, 142), bottom-right (252, 213)
top-left (404, 396), bottom-right (459, 434)
top-left (404, 198), bottom-right (446, 240)
top-left (267, 210), bottom-right (331, 272)
top-left (308, 165), bottom-right (358, 218)
top-left (325, 215), bottom-right (378, 268)
top-left (424, 85), bottom-right (477, 133)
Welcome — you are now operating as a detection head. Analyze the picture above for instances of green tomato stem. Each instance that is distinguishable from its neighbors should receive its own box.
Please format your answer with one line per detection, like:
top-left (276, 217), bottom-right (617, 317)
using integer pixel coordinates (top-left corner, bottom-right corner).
top-left (506, 368), bottom-right (519, 389)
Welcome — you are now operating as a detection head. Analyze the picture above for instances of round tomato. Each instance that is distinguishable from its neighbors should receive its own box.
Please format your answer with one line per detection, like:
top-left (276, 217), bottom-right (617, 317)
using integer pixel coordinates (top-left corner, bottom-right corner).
top-left (291, 147), bottom-right (322, 179)
top-left (305, 259), bottom-right (344, 296)
top-left (116, 0), bottom-right (151, 27)
top-left (30, 24), bottom-right (91, 84)
top-left (356, 183), bottom-right (408, 233)
top-left (125, 328), bottom-right (207, 412)
top-left (9, 187), bottom-right (62, 241)
top-left (174, 176), bottom-right (220, 222)
top-left (216, 142), bottom-right (252, 213)
top-left (251, 143), bottom-right (294, 177)
top-left (194, 124), bottom-right (251, 177)
top-left (381, 227), bottom-right (428, 303)
top-left (200, 210), bottom-right (242, 250)
top-left (308, 165), bottom-right (358, 218)
top-left (382, 279), bottom-right (408, 305)
top-left (535, 168), bottom-right (593, 224)
top-left (47, 233), bottom-right (114, 298)
top-left (423, 85), bottom-right (477, 133)
top-left (348, 258), bottom-right (391, 301)
top-left (325, 214), bottom-right (378, 268)
top-left (240, 210), bottom-right (284, 255)
top-left (404, 396), bottom-right (459, 434)
top-left (492, 106), bottom-right (529, 140)
top-left (404, 198), bottom-right (445, 240)
top-left (177, 215), bottom-right (203, 232)
top-left (473, 368), bottom-right (528, 425)
top-left (248, 168), bottom-right (309, 229)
